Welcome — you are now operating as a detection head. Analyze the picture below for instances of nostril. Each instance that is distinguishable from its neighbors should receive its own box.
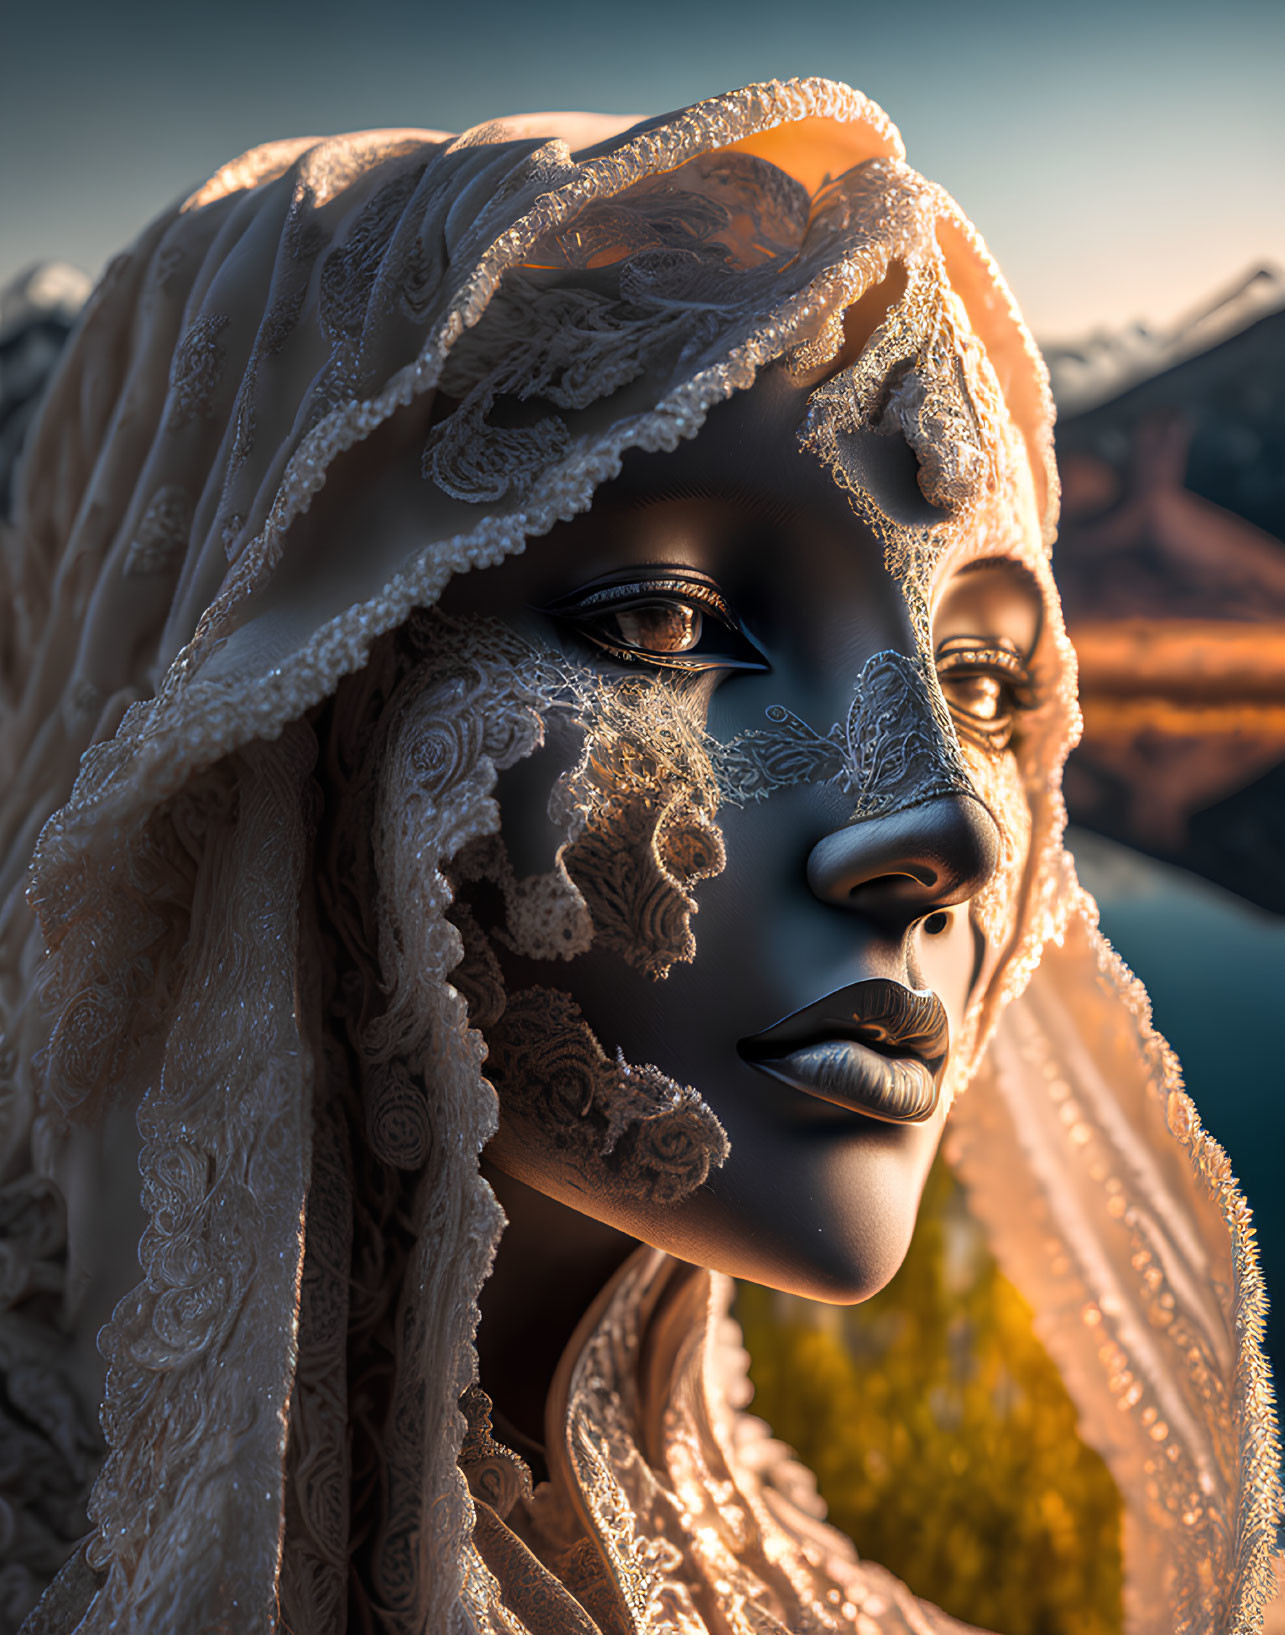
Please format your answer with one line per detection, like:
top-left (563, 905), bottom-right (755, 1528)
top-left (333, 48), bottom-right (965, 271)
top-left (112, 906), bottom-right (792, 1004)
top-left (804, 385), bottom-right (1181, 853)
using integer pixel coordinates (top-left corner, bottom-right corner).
top-left (923, 911), bottom-right (949, 936)
top-left (806, 794), bottom-right (1001, 922)
top-left (846, 863), bottom-right (936, 901)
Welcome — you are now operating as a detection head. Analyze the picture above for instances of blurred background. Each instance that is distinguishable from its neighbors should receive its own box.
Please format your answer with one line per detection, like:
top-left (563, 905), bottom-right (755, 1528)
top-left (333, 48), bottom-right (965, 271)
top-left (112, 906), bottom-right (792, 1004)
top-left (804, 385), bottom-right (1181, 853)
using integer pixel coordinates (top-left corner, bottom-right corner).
top-left (2, 4), bottom-right (1281, 1628)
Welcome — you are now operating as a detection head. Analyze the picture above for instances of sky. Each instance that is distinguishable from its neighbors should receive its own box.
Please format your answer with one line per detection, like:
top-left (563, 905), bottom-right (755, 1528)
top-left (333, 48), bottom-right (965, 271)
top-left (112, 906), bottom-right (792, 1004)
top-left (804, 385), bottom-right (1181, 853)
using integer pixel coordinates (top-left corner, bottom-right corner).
top-left (1, 0), bottom-right (1281, 1361)
top-left (2, 0), bottom-right (1283, 339)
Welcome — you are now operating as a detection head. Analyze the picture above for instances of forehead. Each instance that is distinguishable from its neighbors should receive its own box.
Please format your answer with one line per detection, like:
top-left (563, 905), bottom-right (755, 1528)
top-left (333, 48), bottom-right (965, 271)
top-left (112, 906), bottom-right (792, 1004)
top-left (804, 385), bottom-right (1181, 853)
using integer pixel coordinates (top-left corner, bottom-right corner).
top-left (609, 363), bottom-right (941, 532)
top-left (488, 373), bottom-right (896, 639)
top-left (523, 361), bottom-right (1045, 616)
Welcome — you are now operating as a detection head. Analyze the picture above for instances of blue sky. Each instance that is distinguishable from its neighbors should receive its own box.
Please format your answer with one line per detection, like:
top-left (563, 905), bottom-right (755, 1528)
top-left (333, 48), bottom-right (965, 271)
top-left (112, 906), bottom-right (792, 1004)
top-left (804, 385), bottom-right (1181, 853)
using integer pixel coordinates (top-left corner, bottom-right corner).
top-left (2, 0), bottom-right (1282, 336)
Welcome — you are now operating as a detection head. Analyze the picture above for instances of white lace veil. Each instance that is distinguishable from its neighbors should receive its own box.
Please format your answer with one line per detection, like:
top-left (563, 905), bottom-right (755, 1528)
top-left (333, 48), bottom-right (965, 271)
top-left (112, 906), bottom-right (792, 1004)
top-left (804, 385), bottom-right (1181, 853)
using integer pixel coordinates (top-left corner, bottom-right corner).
top-left (0, 78), bottom-right (1276, 1635)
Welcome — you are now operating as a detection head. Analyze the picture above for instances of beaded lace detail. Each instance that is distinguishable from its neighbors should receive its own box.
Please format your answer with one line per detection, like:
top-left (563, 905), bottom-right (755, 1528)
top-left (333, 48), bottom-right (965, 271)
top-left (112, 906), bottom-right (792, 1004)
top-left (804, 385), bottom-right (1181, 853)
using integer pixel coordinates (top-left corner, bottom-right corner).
top-left (462, 1250), bottom-right (980, 1633)
top-left (0, 75), bottom-right (1275, 1635)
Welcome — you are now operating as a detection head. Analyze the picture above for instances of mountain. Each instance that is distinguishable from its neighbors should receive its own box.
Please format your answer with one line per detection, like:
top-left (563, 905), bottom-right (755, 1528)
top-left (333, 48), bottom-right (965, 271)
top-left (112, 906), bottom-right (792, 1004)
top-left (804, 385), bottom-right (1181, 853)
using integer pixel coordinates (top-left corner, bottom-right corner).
top-left (2, 259), bottom-right (1282, 908)
top-left (0, 262), bottom-right (91, 517)
top-left (1048, 268), bottom-right (1285, 912)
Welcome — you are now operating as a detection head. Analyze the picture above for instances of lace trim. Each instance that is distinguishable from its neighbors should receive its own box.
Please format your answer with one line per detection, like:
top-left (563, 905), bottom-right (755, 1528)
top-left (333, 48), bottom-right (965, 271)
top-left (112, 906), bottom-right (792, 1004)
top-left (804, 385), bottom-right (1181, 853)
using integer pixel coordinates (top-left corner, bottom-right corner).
top-left (83, 728), bottom-right (317, 1627)
top-left (4, 74), bottom-right (1270, 1635)
top-left (462, 1250), bottom-right (981, 1632)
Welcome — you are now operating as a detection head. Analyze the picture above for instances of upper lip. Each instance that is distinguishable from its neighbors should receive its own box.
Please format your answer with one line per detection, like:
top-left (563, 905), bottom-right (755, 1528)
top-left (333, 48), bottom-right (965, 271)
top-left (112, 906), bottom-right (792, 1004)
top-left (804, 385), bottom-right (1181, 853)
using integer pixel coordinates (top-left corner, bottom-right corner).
top-left (738, 978), bottom-right (950, 1077)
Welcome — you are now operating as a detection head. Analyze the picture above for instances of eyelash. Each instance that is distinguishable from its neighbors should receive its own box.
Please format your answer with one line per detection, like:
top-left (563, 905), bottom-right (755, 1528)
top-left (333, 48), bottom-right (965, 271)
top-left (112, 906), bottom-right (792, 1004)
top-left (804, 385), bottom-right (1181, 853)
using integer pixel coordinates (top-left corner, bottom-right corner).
top-left (544, 575), bottom-right (769, 673)
top-left (545, 578), bottom-right (1037, 743)
top-left (934, 636), bottom-right (1036, 750)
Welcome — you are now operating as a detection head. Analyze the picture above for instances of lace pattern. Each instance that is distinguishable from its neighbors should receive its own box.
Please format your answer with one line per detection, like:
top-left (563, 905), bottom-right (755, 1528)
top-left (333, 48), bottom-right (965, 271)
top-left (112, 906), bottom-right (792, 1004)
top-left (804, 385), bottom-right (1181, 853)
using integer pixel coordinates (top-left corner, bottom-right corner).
top-left (711, 650), bottom-right (974, 819)
top-left (0, 75), bottom-right (1274, 1635)
top-left (949, 898), bottom-right (1280, 1634)
top-left (83, 727), bottom-right (317, 1629)
top-left (461, 1248), bottom-right (980, 1633)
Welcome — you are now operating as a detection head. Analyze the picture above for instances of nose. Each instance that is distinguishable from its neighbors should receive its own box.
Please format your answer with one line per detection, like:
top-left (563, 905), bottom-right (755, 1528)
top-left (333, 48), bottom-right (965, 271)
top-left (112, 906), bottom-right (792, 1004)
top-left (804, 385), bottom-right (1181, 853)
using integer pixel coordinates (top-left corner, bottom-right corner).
top-left (806, 794), bottom-right (1000, 928)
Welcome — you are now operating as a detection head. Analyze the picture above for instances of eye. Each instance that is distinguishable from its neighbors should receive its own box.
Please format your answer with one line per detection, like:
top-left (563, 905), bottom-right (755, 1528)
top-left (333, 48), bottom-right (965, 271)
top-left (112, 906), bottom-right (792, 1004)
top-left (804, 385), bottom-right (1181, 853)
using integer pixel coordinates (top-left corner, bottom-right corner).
top-left (935, 637), bottom-right (1034, 750)
top-left (543, 572), bottom-right (769, 674)
top-left (610, 600), bottom-right (701, 656)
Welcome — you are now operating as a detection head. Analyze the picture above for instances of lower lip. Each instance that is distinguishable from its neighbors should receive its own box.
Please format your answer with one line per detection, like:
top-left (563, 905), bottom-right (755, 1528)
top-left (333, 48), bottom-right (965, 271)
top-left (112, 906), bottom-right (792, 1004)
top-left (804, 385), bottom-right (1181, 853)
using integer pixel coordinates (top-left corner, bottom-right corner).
top-left (742, 1038), bottom-right (940, 1125)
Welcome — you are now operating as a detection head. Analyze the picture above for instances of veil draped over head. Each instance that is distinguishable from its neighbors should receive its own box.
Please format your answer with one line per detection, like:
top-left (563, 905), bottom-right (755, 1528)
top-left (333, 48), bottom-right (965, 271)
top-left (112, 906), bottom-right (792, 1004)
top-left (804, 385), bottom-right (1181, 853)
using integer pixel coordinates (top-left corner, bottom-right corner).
top-left (0, 78), bottom-right (1276, 1635)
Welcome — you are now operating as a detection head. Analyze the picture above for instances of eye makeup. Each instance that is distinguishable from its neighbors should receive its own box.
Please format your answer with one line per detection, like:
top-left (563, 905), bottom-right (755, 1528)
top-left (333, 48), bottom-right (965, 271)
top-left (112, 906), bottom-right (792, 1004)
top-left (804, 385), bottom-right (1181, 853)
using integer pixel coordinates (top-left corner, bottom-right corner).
top-left (934, 636), bottom-right (1036, 750)
top-left (542, 568), bottom-right (769, 673)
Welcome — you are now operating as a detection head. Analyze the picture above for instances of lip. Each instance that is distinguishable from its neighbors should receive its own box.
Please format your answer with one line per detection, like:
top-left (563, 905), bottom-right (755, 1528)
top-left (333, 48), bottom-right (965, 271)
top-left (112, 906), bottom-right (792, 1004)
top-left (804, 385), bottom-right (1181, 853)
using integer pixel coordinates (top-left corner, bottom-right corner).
top-left (737, 978), bottom-right (950, 1125)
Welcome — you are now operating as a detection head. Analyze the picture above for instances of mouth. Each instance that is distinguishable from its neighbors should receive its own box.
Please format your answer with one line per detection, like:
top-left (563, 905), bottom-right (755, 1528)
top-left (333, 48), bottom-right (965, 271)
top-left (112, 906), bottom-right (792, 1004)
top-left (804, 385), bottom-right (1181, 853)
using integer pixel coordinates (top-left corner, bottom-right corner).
top-left (737, 978), bottom-right (950, 1125)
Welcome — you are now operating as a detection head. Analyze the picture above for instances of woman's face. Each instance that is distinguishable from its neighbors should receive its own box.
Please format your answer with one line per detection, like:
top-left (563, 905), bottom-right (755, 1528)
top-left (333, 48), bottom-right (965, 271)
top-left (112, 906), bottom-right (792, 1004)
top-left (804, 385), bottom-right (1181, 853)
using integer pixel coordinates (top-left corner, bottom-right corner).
top-left (437, 362), bottom-right (1042, 1302)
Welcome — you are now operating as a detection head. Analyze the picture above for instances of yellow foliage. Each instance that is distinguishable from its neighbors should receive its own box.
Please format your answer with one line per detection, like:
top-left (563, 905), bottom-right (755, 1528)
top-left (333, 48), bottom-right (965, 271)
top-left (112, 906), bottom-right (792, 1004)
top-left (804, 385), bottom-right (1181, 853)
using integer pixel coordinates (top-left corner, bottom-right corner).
top-left (736, 1156), bottom-right (1123, 1635)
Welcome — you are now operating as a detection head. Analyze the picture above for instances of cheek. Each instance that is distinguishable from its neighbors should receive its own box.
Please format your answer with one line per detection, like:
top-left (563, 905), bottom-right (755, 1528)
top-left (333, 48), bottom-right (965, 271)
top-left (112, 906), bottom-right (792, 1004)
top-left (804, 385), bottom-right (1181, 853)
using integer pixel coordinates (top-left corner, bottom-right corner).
top-left (445, 668), bottom-right (736, 1212)
top-left (480, 987), bottom-right (729, 1210)
top-left (962, 744), bottom-right (1033, 979)
top-left (544, 674), bottom-right (726, 981)
top-left (559, 771), bottom-right (725, 982)
top-left (482, 670), bottom-right (728, 979)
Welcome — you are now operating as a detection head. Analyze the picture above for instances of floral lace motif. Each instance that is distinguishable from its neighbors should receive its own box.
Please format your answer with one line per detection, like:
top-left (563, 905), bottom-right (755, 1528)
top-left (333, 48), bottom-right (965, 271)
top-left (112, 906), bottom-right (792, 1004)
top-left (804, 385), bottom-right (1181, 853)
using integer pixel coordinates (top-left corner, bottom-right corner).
top-left (485, 987), bottom-right (728, 1206)
top-left (2, 74), bottom-right (1275, 1635)
top-left (462, 1250), bottom-right (978, 1633)
top-left (122, 486), bottom-right (193, 579)
top-left (83, 729), bottom-right (317, 1629)
top-left (712, 650), bottom-right (973, 819)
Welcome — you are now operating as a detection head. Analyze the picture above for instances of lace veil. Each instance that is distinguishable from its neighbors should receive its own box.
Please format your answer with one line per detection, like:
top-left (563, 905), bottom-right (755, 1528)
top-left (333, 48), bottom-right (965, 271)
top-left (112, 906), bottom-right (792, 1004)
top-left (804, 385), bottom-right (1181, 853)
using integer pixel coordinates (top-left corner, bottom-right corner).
top-left (0, 78), bottom-right (1276, 1634)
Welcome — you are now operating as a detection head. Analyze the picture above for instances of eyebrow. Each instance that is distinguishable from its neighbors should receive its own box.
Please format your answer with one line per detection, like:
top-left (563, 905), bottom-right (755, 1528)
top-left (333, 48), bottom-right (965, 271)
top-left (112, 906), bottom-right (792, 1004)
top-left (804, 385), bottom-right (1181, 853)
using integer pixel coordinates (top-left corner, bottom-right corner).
top-left (954, 556), bottom-right (1041, 590)
top-left (940, 558), bottom-right (1045, 660)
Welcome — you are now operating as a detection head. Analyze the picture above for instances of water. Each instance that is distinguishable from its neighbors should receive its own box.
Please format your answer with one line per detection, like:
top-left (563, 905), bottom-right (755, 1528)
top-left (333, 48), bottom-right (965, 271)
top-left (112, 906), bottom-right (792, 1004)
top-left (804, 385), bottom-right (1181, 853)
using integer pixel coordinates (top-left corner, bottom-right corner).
top-left (1068, 828), bottom-right (1285, 1370)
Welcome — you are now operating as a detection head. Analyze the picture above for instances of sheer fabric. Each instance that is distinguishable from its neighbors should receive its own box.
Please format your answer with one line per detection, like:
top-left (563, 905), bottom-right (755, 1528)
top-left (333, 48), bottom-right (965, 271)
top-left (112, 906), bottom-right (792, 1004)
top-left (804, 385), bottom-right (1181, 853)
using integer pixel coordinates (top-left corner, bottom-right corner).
top-left (0, 78), bottom-right (1276, 1634)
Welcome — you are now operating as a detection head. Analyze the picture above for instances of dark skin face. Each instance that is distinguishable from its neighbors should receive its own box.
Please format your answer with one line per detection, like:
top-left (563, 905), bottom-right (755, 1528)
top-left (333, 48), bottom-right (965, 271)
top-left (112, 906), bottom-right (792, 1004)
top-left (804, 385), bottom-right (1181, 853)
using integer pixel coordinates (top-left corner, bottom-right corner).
top-left (439, 364), bottom-right (1042, 1443)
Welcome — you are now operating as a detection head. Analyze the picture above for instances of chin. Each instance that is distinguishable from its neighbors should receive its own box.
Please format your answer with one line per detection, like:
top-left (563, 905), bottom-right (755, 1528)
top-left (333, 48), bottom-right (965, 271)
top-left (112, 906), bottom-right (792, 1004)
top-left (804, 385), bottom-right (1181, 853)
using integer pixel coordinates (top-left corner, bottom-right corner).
top-left (606, 1138), bottom-right (936, 1307)
top-left (692, 1183), bottom-right (926, 1307)
top-left (774, 1218), bottom-right (921, 1306)
top-left (671, 1087), bottom-right (944, 1304)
